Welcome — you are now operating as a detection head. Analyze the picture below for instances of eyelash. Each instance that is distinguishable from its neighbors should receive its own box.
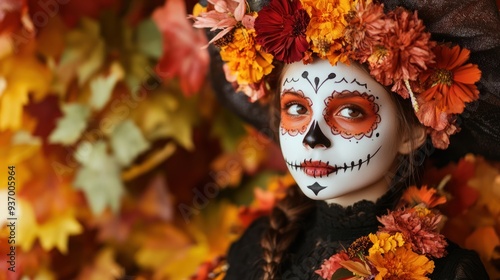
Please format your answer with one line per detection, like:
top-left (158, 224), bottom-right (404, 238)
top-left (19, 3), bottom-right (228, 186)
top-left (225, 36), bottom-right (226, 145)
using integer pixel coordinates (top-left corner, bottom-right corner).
top-left (336, 104), bottom-right (365, 118)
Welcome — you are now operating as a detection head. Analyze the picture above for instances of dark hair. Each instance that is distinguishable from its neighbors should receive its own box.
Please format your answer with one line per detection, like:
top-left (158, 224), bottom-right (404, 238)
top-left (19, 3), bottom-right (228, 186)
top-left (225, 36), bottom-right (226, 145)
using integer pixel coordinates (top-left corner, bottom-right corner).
top-left (260, 60), bottom-right (428, 279)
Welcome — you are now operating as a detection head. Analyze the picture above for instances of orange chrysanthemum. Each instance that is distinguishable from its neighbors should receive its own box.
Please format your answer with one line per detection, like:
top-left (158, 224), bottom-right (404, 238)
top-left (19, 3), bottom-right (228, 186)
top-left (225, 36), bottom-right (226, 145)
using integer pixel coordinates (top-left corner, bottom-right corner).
top-left (345, 0), bottom-right (391, 61)
top-left (300, 0), bottom-right (352, 65)
top-left (419, 45), bottom-right (482, 114)
top-left (368, 246), bottom-right (435, 280)
top-left (220, 27), bottom-right (274, 85)
top-left (367, 7), bottom-right (435, 99)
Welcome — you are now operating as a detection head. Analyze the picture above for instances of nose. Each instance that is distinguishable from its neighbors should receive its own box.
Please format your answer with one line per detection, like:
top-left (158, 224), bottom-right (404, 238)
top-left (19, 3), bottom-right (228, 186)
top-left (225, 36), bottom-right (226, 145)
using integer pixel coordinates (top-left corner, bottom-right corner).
top-left (302, 121), bottom-right (331, 149)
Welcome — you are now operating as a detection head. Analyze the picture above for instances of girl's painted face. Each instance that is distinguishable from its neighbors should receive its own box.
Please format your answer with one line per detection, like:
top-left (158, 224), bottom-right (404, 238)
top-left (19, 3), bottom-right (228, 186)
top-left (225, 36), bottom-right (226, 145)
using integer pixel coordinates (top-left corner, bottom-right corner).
top-left (279, 60), bottom-right (400, 201)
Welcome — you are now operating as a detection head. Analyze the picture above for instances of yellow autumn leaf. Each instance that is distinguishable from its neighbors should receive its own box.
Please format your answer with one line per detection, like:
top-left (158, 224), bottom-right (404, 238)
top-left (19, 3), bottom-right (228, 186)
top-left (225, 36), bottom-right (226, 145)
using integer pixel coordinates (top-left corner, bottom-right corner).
top-left (0, 49), bottom-right (52, 131)
top-left (16, 199), bottom-right (39, 252)
top-left (189, 200), bottom-right (242, 258)
top-left (157, 243), bottom-right (209, 280)
top-left (134, 224), bottom-right (192, 269)
top-left (36, 210), bottom-right (83, 254)
top-left (54, 18), bottom-right (105, 94)
top-left (0, 131), bottom-right (40, 192)
top-left (77, 248), bottom-right (124, 280)
top-left (131, 85), bottom-right (199, 150)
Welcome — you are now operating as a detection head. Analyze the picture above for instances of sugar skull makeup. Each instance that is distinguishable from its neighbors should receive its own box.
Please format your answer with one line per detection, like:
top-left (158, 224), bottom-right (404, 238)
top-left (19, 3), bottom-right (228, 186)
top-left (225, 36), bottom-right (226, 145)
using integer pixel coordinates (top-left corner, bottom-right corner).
top-left (279, 60), bottom-right (401, 202)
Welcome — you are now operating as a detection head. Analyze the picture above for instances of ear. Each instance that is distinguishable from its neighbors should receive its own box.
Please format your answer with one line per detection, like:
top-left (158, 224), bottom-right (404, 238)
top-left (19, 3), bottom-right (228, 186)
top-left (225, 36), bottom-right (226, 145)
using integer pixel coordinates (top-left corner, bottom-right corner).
top-left (398, 125), bottom-right (427, 155)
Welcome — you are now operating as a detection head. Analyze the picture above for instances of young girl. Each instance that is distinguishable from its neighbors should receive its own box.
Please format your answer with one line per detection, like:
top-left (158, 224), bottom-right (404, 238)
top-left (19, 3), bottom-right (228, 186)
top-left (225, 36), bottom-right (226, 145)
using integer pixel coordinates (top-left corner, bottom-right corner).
top-left (191, 0), bottom-right (499, 278)
top-left (224, 59), bottom-right (488, 279)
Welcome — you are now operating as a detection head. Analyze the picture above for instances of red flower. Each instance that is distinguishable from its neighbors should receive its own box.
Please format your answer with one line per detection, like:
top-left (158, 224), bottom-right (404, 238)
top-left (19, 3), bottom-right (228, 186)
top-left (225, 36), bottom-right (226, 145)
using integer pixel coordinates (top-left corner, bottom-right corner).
top-left (254, 0), bottom-right (310, 63)
top-left (378, 209), bottom-right (447, 258)
top-left (315, 251), bottom-right (350, 279)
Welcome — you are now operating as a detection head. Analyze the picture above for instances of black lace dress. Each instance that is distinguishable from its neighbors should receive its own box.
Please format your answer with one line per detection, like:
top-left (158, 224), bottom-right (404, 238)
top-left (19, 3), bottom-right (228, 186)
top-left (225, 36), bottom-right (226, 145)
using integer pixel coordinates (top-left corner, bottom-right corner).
top-left (225, 193), bottom-right (489, 279)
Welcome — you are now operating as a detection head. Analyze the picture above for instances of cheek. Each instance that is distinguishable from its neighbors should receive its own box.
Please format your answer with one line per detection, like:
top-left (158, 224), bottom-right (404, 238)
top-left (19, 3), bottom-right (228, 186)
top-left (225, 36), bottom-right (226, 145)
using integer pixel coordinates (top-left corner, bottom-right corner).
top-left (280, 114), bottom-right (311, 136)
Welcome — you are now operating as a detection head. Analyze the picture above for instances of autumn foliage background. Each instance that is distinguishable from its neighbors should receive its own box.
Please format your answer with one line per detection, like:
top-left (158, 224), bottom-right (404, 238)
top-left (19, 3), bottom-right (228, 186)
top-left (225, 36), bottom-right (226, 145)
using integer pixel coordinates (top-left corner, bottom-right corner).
top-left (0, 0), bottom-right (499, 279)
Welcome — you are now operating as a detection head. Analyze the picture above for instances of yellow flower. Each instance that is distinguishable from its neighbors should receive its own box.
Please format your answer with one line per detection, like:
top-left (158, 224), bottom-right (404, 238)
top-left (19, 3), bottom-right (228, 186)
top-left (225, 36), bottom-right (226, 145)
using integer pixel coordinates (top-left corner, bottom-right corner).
top-left (300, 0), bottom-right (353, 65)
top-left (220, 27), bottom-right (274, 85)
top-left (368, 246), bottom-right (435, 280)
top-left (413, 205), bottom-right (432, 218)
top-left (368, 232), bottom-right (405, 255)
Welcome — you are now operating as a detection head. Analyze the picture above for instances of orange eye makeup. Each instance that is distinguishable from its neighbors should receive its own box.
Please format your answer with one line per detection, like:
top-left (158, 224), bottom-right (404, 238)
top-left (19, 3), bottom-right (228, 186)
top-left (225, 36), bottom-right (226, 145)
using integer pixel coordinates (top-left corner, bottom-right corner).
top-left (323, 90), bottom-right (381, 139)
top-left (280, 91), bottom-right (313, 136)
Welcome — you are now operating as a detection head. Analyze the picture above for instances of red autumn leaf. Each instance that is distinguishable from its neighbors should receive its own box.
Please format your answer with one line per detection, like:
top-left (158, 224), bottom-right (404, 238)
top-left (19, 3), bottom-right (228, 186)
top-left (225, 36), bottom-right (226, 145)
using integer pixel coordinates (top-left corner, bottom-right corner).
top-left (27, 0), bottom-right (121, 28)
top-left (152, 0), bottom-right (209, 96)
top-left (24, 94), bottom-right (62, 141)
top-left (424, 157), bottom-right (479, 217)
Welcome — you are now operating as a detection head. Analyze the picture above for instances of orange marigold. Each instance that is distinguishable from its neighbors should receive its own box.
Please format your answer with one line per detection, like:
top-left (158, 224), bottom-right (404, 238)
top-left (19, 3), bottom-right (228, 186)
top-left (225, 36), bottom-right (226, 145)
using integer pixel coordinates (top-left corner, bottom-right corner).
top-left (368, 246), bottom-right (435, 280)
top-left (300, 0), bottom-right (353, 65)
top-left (220, 27), bottom-right (274, 85)
top-left (419, 44), bottom-right (481, 114)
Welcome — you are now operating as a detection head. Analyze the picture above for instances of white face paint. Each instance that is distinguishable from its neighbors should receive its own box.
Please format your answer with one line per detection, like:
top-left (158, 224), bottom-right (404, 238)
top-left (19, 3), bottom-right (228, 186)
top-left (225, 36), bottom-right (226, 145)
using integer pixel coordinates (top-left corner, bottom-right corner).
top-left (279, 60), bottom-right (401, 204)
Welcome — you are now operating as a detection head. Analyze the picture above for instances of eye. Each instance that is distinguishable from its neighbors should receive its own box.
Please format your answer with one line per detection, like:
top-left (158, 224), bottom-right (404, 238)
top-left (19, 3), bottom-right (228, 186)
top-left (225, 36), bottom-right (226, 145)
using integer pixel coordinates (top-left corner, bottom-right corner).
top-left (286, 103), bottom-right (308, 116)
top-left (337, 106), bottom-right (364, 119)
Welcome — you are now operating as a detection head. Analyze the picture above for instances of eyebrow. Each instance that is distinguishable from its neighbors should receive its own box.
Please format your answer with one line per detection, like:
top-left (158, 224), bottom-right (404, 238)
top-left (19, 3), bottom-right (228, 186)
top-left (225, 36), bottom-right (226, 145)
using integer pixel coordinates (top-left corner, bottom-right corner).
top-left (280, 89), bottom-right (304, 97)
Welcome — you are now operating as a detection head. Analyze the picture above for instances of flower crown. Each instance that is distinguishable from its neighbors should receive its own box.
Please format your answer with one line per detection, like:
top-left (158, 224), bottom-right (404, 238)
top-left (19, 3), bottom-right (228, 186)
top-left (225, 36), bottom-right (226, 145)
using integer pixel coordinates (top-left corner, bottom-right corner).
top-left (191, 0), bottom-right (482, 149)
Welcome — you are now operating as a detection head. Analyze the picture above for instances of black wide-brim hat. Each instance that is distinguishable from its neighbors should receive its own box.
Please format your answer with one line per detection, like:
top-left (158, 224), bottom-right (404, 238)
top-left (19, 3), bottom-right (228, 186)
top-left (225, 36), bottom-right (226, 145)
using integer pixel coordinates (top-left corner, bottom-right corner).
top-left (208, 0), bottom-right (500, 162)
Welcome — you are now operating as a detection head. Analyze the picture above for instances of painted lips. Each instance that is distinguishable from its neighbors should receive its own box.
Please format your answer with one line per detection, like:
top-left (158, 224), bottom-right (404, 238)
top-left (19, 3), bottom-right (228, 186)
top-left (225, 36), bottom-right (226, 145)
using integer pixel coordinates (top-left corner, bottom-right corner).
top-left (300, 160), bottom-right (336, 177)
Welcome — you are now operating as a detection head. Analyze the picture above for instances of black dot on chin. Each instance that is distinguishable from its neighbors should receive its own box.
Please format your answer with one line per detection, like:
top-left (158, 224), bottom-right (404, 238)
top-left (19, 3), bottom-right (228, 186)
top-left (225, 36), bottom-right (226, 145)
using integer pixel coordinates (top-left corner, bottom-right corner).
top-left (376, 133), bottom-right (380, 137)
top-left (376, 96), bottom-right (379, 99)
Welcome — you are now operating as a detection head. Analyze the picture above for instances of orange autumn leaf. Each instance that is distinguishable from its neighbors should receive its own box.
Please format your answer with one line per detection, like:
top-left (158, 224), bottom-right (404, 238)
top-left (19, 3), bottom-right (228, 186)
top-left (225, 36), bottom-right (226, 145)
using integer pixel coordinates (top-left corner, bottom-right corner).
top-left (137, 174), bottom-right (173, 221)
top-left (76, 248), bottom-right (124, 280)
top-left (468, 156), bottom-right (500, 216)
top-left (238, 174), bottom-right (294, 228)
top-left (0, 0), bottom-right (33, 58)
top-left (465, 226), bottom-right (500, 261)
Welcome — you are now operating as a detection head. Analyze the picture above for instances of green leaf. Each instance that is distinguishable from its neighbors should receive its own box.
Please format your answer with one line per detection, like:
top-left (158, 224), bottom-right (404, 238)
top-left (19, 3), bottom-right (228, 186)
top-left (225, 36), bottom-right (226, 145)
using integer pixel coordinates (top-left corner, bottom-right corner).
top-left (110, 120), bottom-right (150, 166)
top-left (89, 62), bottom-right (124, 111)
top-left (331, 268), bottom-right (354, 280)
top-left (58, 18), bottom-right (105, 88)
top-left (211, 108), bottom-right (247, 152)
top-left (137, 19), bottom-right (163, 59)
top-left (48, 103), bottom-right (91, 145)
top-left (73, 141), bottom-right (125, 214)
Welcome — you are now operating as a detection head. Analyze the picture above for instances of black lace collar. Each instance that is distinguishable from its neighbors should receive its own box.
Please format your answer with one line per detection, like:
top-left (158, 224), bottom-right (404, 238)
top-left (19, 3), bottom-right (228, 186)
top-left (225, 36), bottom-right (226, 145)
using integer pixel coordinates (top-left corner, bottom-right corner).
top-left (313, 187), bottom-right (402, 242)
